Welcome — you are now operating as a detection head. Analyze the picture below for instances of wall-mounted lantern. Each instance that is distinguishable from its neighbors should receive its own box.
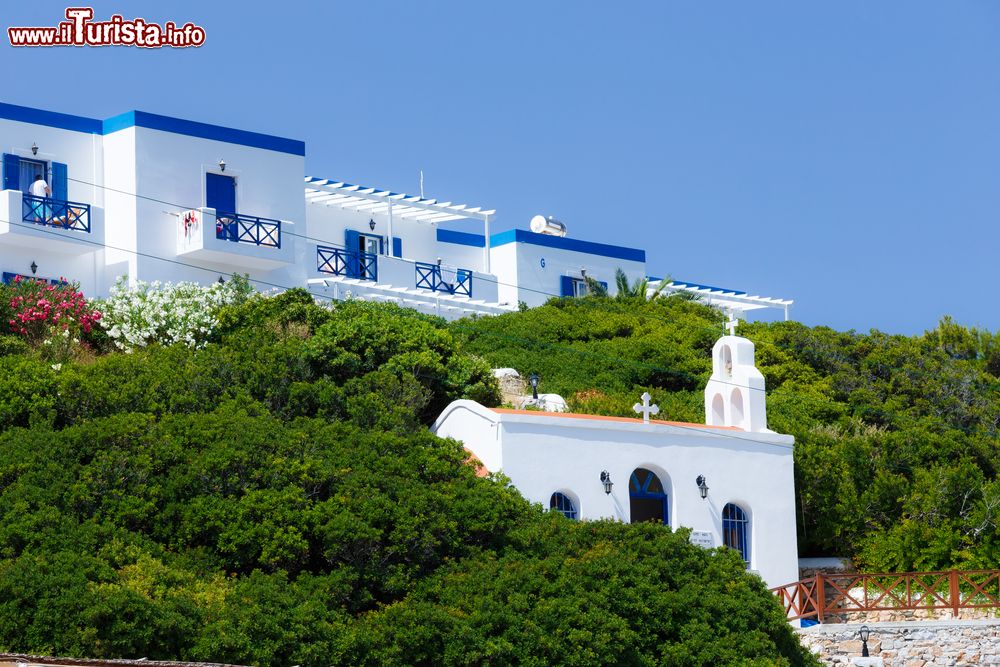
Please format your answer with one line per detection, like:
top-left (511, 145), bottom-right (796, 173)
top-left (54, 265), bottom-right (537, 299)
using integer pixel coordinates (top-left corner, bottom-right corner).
top-left (218, 159), bottom-right (226, 172)
top-left (369, 218), bottom-right (376, 232)
top-left (31, 142), bottom-right (38, 156)
top-left (600, 471), bottom-right (613, 495)
top-left (696, 475), bottom-right (709, 500)
top-left (30, 261), bottom-right (38, 275)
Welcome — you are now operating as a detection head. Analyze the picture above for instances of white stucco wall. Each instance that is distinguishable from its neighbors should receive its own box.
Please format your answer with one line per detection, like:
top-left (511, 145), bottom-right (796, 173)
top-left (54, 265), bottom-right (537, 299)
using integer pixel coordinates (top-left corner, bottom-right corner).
top-left (433, 401), bottom-right (799, 590)
top-left (489, 233), bottom-right (647, 307)
top-left (129, 126), bottom-right (306, 290)
top-left (0, 117), bottom-right (106, 292)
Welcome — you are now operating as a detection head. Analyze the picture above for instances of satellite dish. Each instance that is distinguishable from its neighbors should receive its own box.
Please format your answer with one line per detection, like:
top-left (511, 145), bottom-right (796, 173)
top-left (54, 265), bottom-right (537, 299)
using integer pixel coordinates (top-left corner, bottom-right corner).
top-left (530, 215), bottom-right (568, 237)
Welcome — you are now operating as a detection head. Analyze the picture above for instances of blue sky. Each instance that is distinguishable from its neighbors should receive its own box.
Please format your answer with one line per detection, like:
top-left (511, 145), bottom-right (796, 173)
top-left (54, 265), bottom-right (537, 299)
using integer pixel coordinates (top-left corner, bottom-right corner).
top-left (4, 1), bottom-right (999, 334)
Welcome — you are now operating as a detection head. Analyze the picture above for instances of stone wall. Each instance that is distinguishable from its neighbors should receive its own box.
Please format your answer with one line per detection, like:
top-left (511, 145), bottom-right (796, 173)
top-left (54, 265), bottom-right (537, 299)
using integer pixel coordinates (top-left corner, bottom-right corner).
top-left (797, 619), bottom-right (1000, 666)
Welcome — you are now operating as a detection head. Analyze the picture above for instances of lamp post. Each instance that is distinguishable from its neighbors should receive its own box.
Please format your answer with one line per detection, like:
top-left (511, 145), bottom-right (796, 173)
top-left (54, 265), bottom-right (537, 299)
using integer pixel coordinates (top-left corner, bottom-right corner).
top-left (696, 475), bottom-right (709, 500)
top-left (859, 625), bottom-right (871, 657)
top-left (528, 373), bottom-right (539, 400)
top-left (600, 471), bottom-right (613, 494)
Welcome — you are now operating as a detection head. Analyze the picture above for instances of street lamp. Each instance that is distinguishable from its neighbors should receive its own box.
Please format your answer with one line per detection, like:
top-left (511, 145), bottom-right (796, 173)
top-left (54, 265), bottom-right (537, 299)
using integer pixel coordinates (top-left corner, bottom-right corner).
top-left (528, 373), bottom-right (539, 400)
top-left (696, 475), bottom-right (709, 500)
top-left (859, 625), bottom-right (871, 657)
top-left (600, 471), bottom-right (613, 495)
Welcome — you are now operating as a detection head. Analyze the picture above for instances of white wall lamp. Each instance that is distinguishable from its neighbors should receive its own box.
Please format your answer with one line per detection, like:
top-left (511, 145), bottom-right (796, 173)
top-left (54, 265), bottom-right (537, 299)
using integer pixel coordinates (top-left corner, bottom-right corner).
top-left (218, 159), bottom-right (226, 172)
top-left (31, 142), bottom-right (38, 156)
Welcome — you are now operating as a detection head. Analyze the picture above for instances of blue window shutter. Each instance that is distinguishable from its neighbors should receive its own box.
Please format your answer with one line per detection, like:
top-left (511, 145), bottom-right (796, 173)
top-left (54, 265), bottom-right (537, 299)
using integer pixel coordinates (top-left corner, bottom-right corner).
top-left (392, 237), bottom-right (402, 258)
top-left (206, 173), bottom-right (236, 214)
top-left (560, 276), bottom-right (574, 297)
top-left (378, 237), bottom-right (384, 254)
top-left (3, 154), bottom-right (20, 192)
top-left (51, 162), bottom-right (68, 201)
top-left (344, 229), bottom-right (361, 278)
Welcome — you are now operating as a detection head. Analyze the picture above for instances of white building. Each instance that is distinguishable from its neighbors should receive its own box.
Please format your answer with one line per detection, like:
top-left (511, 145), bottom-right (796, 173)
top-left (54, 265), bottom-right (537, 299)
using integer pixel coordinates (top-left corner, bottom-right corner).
top-left (0, 101), bottom-right (792, 320)
top-left (432, 333), bottom-right (799, 590)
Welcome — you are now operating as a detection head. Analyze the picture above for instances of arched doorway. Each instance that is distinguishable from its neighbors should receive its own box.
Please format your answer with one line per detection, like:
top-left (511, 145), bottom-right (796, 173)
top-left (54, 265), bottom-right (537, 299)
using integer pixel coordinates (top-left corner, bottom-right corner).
top-left (629, 467), bottom-right (669, 526)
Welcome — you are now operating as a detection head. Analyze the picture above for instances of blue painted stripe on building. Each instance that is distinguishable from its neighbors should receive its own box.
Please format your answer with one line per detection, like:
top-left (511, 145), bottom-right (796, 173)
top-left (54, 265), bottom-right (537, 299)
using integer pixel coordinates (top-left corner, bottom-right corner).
top-left (437, 229), bottom-right (486, 247)
top-left (0, 102), bottom-right (305, 155)
top-left (671, 280), bottom-right (747, 296)
top-left (0, 102), bottom-right (102, 134)
top-left (490, 229), bottom-right (645, 263)
top-left (105, 111), bottom-right (306, 156)
top-left (101, 111), bottom-right (136, 135)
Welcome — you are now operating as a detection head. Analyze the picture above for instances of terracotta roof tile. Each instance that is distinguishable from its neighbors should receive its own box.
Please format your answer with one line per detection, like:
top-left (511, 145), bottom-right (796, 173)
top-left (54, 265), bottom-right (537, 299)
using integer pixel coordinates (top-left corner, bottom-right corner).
top-left (489, 408), bottom-right (741, 431)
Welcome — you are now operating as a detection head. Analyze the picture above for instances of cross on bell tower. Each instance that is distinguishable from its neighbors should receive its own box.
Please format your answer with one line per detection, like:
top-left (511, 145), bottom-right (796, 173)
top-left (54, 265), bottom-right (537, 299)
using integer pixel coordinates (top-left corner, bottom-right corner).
top-left (633, 392), bottom-right (660, 424)
top-left (726, 316), bottom-right (739, 337)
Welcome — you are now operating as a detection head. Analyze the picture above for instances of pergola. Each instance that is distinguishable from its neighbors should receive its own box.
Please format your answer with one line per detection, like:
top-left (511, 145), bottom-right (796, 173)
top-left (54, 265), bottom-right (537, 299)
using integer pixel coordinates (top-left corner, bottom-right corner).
top-left (304, 177), bottom-right (497, 272)
top-left (650, 279), bottom-right (794, 320)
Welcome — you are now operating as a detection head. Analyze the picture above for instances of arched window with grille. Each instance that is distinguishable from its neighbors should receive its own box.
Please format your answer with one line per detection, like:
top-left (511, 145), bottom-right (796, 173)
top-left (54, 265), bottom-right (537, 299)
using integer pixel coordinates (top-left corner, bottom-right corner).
top-left (722, 503), bottom-right (750, 565)
top-left (550, 492), bottom-right (578, 520)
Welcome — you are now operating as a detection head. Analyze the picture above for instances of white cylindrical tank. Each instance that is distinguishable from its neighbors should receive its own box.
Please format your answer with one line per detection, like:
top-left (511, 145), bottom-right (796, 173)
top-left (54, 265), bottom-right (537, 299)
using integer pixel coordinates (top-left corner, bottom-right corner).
top-left (530, 215), bottom-right (568, 237)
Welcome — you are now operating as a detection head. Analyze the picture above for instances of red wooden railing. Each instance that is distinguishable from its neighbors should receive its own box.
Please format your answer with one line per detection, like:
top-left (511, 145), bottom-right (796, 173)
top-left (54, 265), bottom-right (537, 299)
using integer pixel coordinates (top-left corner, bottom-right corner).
top-left (771, 570), bottom-right (1000, 622)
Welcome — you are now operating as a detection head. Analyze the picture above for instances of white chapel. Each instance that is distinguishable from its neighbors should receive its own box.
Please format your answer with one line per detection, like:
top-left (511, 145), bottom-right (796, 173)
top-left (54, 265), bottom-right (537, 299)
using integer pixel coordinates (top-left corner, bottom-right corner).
top-left (432, 332), bottom-right (799, 590)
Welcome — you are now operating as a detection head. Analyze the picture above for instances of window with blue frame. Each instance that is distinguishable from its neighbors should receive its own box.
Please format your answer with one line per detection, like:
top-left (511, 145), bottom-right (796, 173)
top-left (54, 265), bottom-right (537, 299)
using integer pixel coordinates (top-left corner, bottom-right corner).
top-left (3, 154), bottom-right (68, 200)
top-left (723, 503), bottom-right (751, 566)
top-left (549, 492), bottom-right (578, 520)
top-left (629, 468), bottom-right (669, 526)
top-left (559, 275), bottom-right (608, 297)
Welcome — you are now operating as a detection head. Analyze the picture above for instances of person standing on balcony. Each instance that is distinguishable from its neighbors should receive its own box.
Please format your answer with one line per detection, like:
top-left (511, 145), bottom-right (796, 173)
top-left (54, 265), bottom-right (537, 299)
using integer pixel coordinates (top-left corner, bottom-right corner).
top-left (29, 174), bottom-right (50, 222)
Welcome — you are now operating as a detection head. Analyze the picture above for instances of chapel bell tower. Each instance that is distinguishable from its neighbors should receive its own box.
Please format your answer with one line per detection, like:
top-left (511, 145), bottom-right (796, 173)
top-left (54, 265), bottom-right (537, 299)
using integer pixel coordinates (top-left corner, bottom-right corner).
top-left (704, 333), bottom-right (769, 432)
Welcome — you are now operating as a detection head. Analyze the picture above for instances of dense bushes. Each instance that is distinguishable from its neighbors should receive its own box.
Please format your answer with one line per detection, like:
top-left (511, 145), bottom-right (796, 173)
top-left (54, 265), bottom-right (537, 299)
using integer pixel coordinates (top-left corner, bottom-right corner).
top-left (0, 286), bottom-right (813, 666)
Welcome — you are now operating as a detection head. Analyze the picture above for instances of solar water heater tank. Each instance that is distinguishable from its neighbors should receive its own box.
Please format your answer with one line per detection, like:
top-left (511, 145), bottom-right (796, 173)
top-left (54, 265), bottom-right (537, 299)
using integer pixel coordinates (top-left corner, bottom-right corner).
top-left (529, 215), bottom-right (568, 237)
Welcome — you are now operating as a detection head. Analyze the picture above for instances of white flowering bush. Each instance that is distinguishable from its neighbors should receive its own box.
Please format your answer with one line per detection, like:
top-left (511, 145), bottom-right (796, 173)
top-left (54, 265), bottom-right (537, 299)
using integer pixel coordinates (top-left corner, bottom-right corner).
top-left (99, 275), bottom-right (252, 351)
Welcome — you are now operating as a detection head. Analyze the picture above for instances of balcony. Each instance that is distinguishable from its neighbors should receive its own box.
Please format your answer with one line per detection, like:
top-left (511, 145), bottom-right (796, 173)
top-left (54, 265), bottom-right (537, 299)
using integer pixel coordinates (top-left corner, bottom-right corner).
top-left (0, 189), bottom-right (103, 253)
top-left (177, 208), bottom-right (294, 270)
top-left (415, 262), bottom-right (473, 297)
top-left (215, 212), bottom-right (281, 248)
top-left (308, 252), bottom-right (506, 321)
top-left (23, 194), bottom-right (91, 233)
top-left (316, 246), bottom-right (377, 281)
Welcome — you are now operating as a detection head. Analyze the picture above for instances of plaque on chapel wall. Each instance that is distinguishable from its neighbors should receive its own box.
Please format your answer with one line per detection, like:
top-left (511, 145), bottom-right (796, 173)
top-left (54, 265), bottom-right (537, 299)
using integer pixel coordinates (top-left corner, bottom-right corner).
top-left (689, 531), bottom-right (715, 548)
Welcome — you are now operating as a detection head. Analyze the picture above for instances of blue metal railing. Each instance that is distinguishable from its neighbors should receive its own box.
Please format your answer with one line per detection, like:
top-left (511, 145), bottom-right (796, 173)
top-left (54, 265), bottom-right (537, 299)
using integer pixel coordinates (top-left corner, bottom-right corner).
top-left (22, 194), bottom-right (91, 233)
top-left (215, 212), bottom-right (281, 248)
top-left (415, 262), bottom-right (473, 297)
top-left (317, 246), bottom-right (378, 281)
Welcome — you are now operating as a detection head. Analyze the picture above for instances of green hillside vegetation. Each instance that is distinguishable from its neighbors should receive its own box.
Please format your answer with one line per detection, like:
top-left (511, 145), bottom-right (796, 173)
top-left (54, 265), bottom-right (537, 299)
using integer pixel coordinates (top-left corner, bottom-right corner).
top-left (0, 285), bottom-right (815, 667)
top-left (452, 287), bottom-right (1000, 574)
